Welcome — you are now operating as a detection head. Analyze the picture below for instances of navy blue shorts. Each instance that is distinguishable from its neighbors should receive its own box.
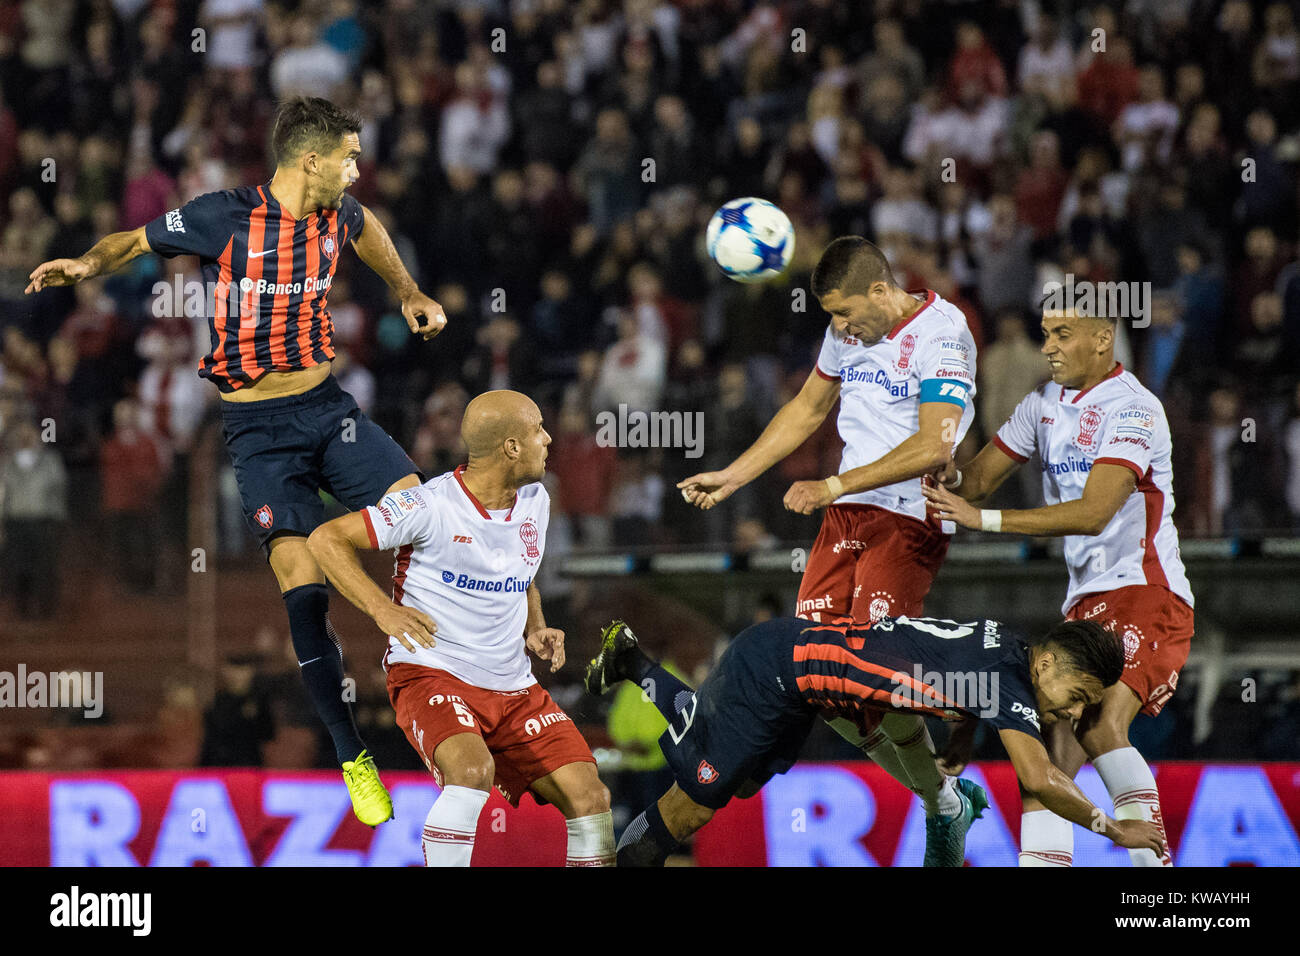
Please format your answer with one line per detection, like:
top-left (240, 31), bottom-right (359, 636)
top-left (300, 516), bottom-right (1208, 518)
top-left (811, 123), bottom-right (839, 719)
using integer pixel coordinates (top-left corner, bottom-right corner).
top-left (220, 376), bottom-right (419, 548)
top-left (660, 620), bottom-right (813, 810)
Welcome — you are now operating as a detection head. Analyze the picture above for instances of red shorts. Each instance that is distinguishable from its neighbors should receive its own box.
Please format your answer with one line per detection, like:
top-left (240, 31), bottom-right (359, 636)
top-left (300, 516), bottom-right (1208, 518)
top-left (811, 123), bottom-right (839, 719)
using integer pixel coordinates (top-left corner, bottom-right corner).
top-left (796, 504), bottom-right (949, 623)
top-left (1065, 585), bottom-right (1194, 717)
top-left (387, 663), bottom-right (596, 807)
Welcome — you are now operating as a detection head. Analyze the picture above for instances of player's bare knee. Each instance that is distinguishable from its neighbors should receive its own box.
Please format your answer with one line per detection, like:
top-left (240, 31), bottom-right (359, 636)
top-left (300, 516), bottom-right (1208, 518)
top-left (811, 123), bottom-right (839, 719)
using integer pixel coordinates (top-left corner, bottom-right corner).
top-left (269, 535), bottom-right (324, 589)
top-left (1079, 719), bottom-right (1129, 759)
top-left (681, 801), bottom-right (714, 833)
top-left (443, 757), bottom-right (495, 791)
top-left (567, 781), bottom-right (611, 818)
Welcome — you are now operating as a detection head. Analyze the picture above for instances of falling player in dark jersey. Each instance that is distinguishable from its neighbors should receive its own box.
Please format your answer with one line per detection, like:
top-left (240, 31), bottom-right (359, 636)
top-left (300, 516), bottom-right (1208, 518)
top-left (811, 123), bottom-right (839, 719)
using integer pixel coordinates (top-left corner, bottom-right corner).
top-left (26, 97), bottom-right (447, 826)
top-left (585, 616), bottom-right (1167, 866)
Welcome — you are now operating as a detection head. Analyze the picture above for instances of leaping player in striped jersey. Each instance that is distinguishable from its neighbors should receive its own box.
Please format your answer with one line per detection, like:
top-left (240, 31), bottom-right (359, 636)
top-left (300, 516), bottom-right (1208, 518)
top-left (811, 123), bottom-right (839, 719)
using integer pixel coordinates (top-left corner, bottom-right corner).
top-left (924, 305), bottom-right (1194, 867)
top-left (308, 390), bottom-right (615, 867)
top-left (26, 97), bottom-right (447, 827)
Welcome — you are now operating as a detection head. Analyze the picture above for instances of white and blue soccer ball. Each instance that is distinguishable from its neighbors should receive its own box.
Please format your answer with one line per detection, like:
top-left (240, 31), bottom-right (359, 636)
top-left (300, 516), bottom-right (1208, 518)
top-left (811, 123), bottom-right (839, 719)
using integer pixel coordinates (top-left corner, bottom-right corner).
top-left (706, 197), bottom-right (795, 283)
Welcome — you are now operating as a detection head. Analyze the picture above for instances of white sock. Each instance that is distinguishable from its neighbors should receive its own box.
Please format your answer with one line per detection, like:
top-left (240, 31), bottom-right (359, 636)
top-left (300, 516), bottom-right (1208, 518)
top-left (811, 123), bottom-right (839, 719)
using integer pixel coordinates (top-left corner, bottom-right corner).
top-left (422, 785), bottom-right (489, 867)
top-left (1019, 808), bottom-right (1074, 866)
top-left (880, 713), bottom-right (960, 817)
top-left (1094, 746), bottom-right (1172, 867)
top-left (828, 717), bottom-right (915, 791)
top-left (565, 812), bottom-right (616, 867)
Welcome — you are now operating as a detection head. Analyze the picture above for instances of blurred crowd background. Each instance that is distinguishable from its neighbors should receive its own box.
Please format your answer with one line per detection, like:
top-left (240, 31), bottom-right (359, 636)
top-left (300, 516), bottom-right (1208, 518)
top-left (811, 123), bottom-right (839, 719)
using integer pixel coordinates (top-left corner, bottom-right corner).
top-left (1, 0), bottom-right (1299, 787)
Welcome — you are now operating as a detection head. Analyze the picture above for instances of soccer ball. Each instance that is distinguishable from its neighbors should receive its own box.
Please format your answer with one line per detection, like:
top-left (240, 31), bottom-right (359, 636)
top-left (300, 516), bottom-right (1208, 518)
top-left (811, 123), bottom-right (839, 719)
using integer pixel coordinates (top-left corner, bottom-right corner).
top-left (706, 198), bottom-right (795, 283)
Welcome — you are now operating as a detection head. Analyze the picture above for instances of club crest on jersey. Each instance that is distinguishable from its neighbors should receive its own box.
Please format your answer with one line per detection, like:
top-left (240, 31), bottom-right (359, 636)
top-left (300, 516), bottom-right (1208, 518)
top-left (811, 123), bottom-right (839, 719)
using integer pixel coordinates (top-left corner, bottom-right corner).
top-left (254, 505), bottom-right (273, 529)
top-left (319, 233), bottom-right (338, 261)
top-left (1121, 625), bottom-right (1145, 666)
top-left (896, 333), bottom-right (916, 370)
top-left (1076, 405), bottom-right (1103, 450)
top-left (519, 519), bottom-right (540, 561)
top-left (697, 760), bottom-right (718, 784)
top-left (867, 591), bottom-right (895, 622)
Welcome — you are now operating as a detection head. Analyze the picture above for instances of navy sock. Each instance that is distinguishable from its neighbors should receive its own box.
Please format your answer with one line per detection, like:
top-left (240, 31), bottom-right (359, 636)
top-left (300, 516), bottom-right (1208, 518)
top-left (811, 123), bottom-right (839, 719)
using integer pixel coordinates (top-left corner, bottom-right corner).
top-left (617, 800), bottom-right (678, 867)
top-left (283, 583), bottom-right (366, 765)
top-left (625, 654), bottom-right (694, 725)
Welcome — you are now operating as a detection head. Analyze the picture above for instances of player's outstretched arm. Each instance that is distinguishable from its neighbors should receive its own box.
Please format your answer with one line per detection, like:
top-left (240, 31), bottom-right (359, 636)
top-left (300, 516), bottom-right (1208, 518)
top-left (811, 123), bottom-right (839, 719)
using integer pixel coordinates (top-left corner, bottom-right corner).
top-left (945, 440), bottom-right (1022, 502)
top-left (1000, 728), bottom-right (1166, 854)
top-left (926, 461), bottom-right (1134, 535)
top-left (678, 368), bottom-right (840, 510)
top-left (523, 584), bottom-right (565, 673)
top-left (306, 512), bottom-right (437, 651)
top-left (350, 205), bottom-right (446, 341)
top-left (25, 227), bottom-right (151, 293)
top-left (785, 399), bottom-right (960, 514)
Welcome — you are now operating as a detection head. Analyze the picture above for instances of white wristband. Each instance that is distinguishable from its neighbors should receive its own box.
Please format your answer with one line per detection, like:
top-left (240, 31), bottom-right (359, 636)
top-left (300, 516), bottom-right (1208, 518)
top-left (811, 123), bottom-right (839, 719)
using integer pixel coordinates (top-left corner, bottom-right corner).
top-left (825, 475), bottom-right (843, 499)
top-left (949, 469), bottom-right (963, 489)
top-left (980, 509), bottom-right (1002, 533)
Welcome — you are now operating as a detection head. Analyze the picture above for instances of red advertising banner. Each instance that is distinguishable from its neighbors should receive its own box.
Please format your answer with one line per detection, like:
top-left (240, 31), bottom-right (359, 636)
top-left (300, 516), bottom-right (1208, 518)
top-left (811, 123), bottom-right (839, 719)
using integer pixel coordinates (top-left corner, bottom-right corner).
top-left (694, 762), bottom-right (1300, 867)
top-left (2, 763), bottom-right (1297, 866)
top-left (0, 770), bottom-right (569, 867)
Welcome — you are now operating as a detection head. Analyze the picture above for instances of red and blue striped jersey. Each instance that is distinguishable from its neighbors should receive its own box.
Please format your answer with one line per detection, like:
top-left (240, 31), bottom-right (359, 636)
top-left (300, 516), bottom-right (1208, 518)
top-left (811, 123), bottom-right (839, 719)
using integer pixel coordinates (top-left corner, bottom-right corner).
top-left (790, 616), bottom-right (1044, 739)
top-left (144, 185), bottom-right (365, 392)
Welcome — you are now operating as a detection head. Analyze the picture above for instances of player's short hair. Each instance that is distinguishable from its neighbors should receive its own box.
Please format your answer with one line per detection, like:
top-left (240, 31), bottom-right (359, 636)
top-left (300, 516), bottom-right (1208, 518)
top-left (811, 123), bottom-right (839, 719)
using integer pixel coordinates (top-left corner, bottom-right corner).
top-left (1032, 619), bottom-right (1125, 686)
top-left (271, 97), bottom-right (362, 167)
top-left (1037, 292), bottom-right (1118, 325)
top-left (812, 237), bottom-right (896, 298)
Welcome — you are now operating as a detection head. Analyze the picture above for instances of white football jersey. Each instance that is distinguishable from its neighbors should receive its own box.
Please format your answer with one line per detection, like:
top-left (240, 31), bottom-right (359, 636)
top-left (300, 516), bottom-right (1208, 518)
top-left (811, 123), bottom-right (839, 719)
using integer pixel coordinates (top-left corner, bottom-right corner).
top-left (362, 466), bottom-right (548, 691)
top-left (994, 364), bottom-right (1194, 614)
top-left (815, 289), bottom-right (977, 526)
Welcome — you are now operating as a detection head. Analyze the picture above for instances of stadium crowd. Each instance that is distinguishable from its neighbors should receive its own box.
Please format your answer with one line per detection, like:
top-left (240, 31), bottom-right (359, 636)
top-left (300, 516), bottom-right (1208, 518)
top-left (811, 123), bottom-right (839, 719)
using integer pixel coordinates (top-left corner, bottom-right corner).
top-left (1, 0), bottom-right (1300, 771)
top-left (3, 0), bottom-right (1300, 580)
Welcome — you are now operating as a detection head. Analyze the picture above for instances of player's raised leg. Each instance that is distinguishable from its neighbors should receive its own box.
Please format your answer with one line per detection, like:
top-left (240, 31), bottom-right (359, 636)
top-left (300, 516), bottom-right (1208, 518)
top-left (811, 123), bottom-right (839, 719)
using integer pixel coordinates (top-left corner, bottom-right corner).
top-left (876, 712), bottom-right (987, 865)
top-left (529, 762), bottom-right (615, 867)
top-left (269, 533), bottom-right (392, 825)
top-left (585, 620), bottom-right (696, 721)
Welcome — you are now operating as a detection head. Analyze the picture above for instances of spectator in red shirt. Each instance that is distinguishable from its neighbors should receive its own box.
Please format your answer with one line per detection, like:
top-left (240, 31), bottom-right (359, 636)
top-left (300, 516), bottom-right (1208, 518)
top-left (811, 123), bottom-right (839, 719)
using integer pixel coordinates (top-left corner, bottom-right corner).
top-left (627, 261), bottom-right (696, 357)
top-left (1015, 129), bottom-right (1069, 243)
top-left (548, 401), bottom-right (617, 548)
top-left (1077, 36), bottom-right (1140, 128)
top-left (947, 21), bottom-right (1007, 103)
top-left (100, 397), bottom-right (166, 593)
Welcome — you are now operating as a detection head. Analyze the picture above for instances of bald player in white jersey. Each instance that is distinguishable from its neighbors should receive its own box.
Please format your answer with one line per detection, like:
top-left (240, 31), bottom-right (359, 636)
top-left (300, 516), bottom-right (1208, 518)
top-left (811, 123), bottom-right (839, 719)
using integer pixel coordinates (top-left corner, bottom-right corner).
top-left (307, 390), bottom-right (614, 867)
top-left (925, 307), bottom-right (1194, 867)
top-left (679, 237), bottom-right (982, 859)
